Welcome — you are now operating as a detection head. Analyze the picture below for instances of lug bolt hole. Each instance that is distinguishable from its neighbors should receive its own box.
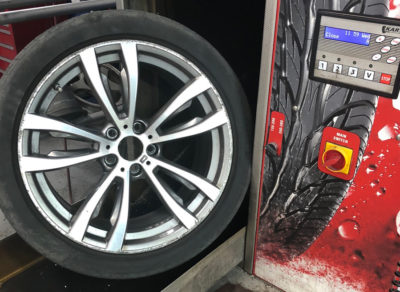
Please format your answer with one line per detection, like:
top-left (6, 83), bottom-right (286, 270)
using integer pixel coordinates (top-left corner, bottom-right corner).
top-left (121, 167), bottom-right (125, 172)
top-left (130, 164), bottom-right (142, 176)
top-left (106, 145), bottom-right (110, 150)
top-left (133, 121), bottom-right (146, 134)
top-left (146, 144), bottom-right (158, 156)
top-left (123, 125), bottom-right (128, 129)
top-left (146, 161), bottom-right (151, 165)
top-left (104, 155), bottom-right (117, 166)
top-left (148, 135), bottom-right (153, 139)
top-left (106, 127), bottom-right (119, 140)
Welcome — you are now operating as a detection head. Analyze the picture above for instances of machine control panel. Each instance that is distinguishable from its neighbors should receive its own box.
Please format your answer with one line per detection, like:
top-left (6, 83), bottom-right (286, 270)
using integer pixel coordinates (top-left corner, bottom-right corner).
top-left (310, 10), bottom-right (400, 98)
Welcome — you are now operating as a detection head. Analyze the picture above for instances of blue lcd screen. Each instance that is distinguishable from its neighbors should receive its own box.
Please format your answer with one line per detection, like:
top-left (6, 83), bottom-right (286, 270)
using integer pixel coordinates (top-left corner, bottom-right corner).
top-left (324, 26), bottom-right (371, 46)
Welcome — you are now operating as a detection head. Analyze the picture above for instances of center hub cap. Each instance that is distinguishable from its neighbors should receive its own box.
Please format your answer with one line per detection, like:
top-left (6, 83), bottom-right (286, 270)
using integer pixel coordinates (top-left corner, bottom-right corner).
top-left (118, 136), bottom-right (143, 161)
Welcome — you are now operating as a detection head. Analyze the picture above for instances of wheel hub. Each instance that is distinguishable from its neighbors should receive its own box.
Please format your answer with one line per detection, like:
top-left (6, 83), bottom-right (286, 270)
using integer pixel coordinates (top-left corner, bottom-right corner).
top-left (118, 136), bottom-right (143, 161)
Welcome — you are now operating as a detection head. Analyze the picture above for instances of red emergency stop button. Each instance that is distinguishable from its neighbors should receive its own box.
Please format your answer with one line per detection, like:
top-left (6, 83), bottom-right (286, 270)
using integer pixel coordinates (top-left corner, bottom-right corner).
top-left (323, 149), bottom-right (346, 171)
top-left (321, 142), bottom-right (353, 175)
top-left (380, 73), bottom-right (392, 85)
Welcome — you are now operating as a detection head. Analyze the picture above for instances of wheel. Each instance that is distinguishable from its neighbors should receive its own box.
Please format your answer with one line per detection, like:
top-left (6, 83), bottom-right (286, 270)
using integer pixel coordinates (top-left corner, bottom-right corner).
top-left (258, 0), bottom-right (389, 260)
top-left (0, 10), bottom-right (251, 278)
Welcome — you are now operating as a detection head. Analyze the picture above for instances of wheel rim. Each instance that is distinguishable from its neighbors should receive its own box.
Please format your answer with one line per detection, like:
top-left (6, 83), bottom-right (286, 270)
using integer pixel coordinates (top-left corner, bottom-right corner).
top-left (17, 40), bottom-right (233, 253)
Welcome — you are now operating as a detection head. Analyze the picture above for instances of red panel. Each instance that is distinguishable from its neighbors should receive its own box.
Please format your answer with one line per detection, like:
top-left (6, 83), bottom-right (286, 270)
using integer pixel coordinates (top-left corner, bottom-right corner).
top-left (12, 18), bottom-right (56, 52)
top-left (0, 58), bottom-right (10, 71)
top-left (0, 34), bottom-right (16, 47)
top-left (0, 45), bottom-right (16, 60)
top-left (0, 4), bottom-right (68, 79)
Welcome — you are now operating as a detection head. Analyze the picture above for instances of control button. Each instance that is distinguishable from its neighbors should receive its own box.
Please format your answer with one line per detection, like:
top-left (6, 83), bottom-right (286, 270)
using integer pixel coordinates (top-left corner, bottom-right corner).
top-left (322, 142), bottom-right (354, 175)
top-left (391, 38), bottom-right (400, 46)
top-left (372, 54), bottom-right (382, 61)
top-left (333, 64), bottom-right (342, 74)
top-left (381, 46), bottom-right (391, 53)
top-left (380, 73), bottom-right (392, 85)
top-left (318, 60), bottom-right (327, 71)
top-left (323, 149), bottom-right (346, 172)
top-left (387, 56), bottom-right (397, 64)
top-left (376, 35), bottom-right (386, 43)
top-left (348, 67), bottom-right (358, 77)
top-left (364, 70), bottom-right (374, 81)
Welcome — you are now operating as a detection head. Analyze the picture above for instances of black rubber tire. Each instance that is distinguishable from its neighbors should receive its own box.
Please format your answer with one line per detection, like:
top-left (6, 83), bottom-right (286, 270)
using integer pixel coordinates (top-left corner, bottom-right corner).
top-left (258, 0), bottom-right (389, 260)
top-left (0, 11), bottom-right (251, 278)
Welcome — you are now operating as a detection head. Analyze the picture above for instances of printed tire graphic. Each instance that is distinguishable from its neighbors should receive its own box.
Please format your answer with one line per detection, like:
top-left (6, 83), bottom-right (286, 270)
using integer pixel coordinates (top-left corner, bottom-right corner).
top-left (258, 0), bottom-right (389, 260)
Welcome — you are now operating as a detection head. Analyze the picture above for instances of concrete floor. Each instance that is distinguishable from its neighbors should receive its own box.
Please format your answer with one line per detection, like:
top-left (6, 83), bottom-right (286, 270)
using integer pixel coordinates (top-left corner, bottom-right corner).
top-left (212, 267), bottom-right (282, 292)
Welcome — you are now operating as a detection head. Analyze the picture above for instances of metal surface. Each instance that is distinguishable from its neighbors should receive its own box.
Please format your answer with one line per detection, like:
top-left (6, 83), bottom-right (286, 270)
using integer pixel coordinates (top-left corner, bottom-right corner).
top-left (162, 228), bottom-right (246, 292)
top-left (115, 0), bottom-right (125, 10)
top-left (244, 0), bottom-right (280, 273)
top-left (17, 40), bottom-right (233, 253)
top-left (0, 0), bottom-right (116, 25)
top-left (0, 0), bottom-right (65, 10)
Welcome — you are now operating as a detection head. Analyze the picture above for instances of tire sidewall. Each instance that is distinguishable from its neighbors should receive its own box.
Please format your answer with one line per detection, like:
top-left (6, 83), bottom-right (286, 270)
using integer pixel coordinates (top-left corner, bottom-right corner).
top-left (0, 10), bottom-right (251, 278)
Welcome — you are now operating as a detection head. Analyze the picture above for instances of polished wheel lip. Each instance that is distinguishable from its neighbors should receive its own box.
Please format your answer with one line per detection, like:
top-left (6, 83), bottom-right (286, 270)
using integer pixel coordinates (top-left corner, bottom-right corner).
top-left (17, 40), bottom-right (233, 254)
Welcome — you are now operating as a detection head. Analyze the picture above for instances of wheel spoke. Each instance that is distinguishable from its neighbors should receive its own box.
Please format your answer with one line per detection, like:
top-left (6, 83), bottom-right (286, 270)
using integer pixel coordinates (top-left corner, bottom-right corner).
top-left (69, 170), bottom-right (118, 241)
top-left (21, 114), bottom-right (109, 145)
top-left (20, 152), bottom-right (105, 172)
top-left (120, 42), bottom-right (139, 125)
top-left (152, 158), bottom-right (220, 202)
top-left (79, 48), bottom-right (120, 126)
top-left (146, 76), bottom-right (212, 133)
top-left (145, 168), bottom-right (197, 229)
top-left (106, 170), bottom-right (131, 251)
top-left (151, 110), bottom-right (228, 143)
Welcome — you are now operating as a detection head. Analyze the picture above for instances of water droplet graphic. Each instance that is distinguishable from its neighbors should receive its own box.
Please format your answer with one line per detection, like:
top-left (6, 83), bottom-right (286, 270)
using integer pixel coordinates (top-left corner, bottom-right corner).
top-left (378, 124), bottom-right (399, 141)
top-left (366, 164), bottom-right (378, 174)
top-left (351, 250), bottom-right (365, 261)
top-left (338, 220), bottom-right (360, 240)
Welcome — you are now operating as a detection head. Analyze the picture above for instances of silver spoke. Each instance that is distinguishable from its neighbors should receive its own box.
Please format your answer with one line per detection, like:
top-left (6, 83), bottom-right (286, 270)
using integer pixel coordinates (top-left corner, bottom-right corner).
top-left (21, 114), bottom-right (109, 144)
top-left (146, 76), bottom-right (211, 133)
top-left (106, 170), bottom-right (131, 251)
top-left (20, 152), bottom-right (105, 172)
top-left (120, 42), bottom-right (139, 125)
top-left (146, 169), bottom-right (197, 229)
top-left (151, 110), bottom-right (228, 144)
top-left (79, 48), bottom-right (120, 125)
top-left (69, 170), bottom-right (118, 241)
top-left (153, 158), bottom-right (220, 202)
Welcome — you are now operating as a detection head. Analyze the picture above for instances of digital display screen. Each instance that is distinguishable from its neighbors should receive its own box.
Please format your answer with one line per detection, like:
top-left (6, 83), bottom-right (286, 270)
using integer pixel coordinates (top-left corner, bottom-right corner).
top-left (324, 26), bottom-right (371, 46)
